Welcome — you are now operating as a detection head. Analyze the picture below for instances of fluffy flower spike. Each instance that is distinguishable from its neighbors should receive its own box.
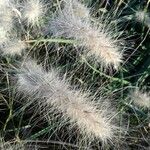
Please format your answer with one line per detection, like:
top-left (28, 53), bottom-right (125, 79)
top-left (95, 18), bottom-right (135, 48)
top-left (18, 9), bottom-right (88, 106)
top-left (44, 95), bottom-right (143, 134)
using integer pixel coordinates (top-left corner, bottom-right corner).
top-left (0, 27), bottom-right (8, 44)
top-left (64, 0), bottom-right (90, 20)
top-left (1, 40), bottom-right (26, 55)
top-left (0, 0), bottom-right (10, 7)
top-left (23, 0), bottom-right (45, 26)
top-left (17, 60), bottom-right (119, 144)
top-left (50, 0), bottom-right (123, 70)
top-left (131, 88), bottom-right (150, 109)
top-left (0, 0), bottom-right (15, 46)
top-left (135, 10), bottom-right (150, 28)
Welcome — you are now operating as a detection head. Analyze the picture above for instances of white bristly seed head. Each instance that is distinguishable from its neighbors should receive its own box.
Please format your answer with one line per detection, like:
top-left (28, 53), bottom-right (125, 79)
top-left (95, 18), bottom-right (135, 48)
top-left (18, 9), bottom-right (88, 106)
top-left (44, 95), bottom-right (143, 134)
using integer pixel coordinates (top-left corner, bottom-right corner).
top-left (23, 0), bottom-right (45, 26)
top-left (0, 0), bottom-right (10, 7)
top-left (63, 0), bottom-right (90, 20)
top-left (17, 59), bottom-right (119, 144)
top-left (50, 0), bottom-right (123, 70)
top-left (1, 40), bottom-right (26, 55)
top-left (0, 0), bottom-right (15, 47)
top-left (0, 27), bottom-right (8, 44)
top-left (0, 7), bottom-right (14, 32)
top-left (135, 10), bottom-right (150, 28)
top-left (131, 89), bottom-right (150, 109)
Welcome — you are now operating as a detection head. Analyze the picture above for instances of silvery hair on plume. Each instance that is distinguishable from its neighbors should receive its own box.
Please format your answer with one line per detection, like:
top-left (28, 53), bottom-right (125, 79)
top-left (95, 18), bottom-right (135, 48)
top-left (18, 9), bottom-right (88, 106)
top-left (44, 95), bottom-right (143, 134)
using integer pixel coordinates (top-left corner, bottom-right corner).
top-left (49, 0), bottom-right (124, 70)
top-left (16, 59), bottom-right (120, 144)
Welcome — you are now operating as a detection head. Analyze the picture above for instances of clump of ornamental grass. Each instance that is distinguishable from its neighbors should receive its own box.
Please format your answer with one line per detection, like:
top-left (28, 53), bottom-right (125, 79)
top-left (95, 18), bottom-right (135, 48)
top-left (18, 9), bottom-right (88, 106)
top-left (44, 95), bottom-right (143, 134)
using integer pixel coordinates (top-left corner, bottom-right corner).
top-left (49, 0), bottom-right (123, 70)
top-left (22, 0), bottom-right (46, 26)
top-left (16, 59), bottom-right (120, 144)
top-left (131, 88), bottom-right (150, 109)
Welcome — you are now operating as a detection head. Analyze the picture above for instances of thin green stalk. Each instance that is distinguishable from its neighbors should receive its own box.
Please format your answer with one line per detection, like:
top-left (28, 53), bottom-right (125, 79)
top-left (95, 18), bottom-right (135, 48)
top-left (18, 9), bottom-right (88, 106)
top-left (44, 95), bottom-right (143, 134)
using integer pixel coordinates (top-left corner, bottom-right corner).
top-left (28, 126), bottom-right (56, 140)
top-left (82, 57), bottom-right (130, 85)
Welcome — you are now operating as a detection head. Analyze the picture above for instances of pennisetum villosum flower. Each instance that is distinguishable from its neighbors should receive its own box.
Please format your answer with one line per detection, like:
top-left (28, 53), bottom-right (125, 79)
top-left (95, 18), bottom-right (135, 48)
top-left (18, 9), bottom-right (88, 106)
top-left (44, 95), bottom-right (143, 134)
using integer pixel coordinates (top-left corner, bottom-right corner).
top-left (16, 59), bottom-right (119, 144)
top-left (1, 39), bottom-right (27, 55)
top-left (0, 1), bottom-right (13, 45)
top-left (135, 10), bottom-right (150, 28)
top-left (0, 1), bottom-right (28, 55)
top-left (131, 88), bottom-right (150, 109)
top-left (49, 0), bottom-right (123, 70)
top-left (0, 27), bottom-right (8, 45)
top-left (63, 0), bottom-right (90, 20)
top-left (22, 0), bottom-right (46, 26)
top-left (0, 0), bottom-right (10, 7)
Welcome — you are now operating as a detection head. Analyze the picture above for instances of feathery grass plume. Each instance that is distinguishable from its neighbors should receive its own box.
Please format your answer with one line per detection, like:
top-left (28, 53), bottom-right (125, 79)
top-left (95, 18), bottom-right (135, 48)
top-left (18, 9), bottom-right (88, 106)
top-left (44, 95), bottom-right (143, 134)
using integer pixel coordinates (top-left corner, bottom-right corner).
top-left (22, 0), bottom-right (46, 26)
top-left (131, 89), bottom-right (150, 109)
top-left (64, 0), bottom-right (90, 20)
top-left (0, 8), bottom-right (13, 32)
top-left (16, 59), bottom-right (119, 144)
top-left (1, 40), bottom-right (26, 55)
top-left (50, 0), bottom-right (123, 69)
top-left (0, 0), bottom-right (14, 46)
top-left (0, 27), bottom-right (8, 44)
top-left (0, 10), bottom-right (13, 30)
top-left (0, 0), bottom-right (10, 7)
top-left (135, 10), bottom-right (150, 28)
